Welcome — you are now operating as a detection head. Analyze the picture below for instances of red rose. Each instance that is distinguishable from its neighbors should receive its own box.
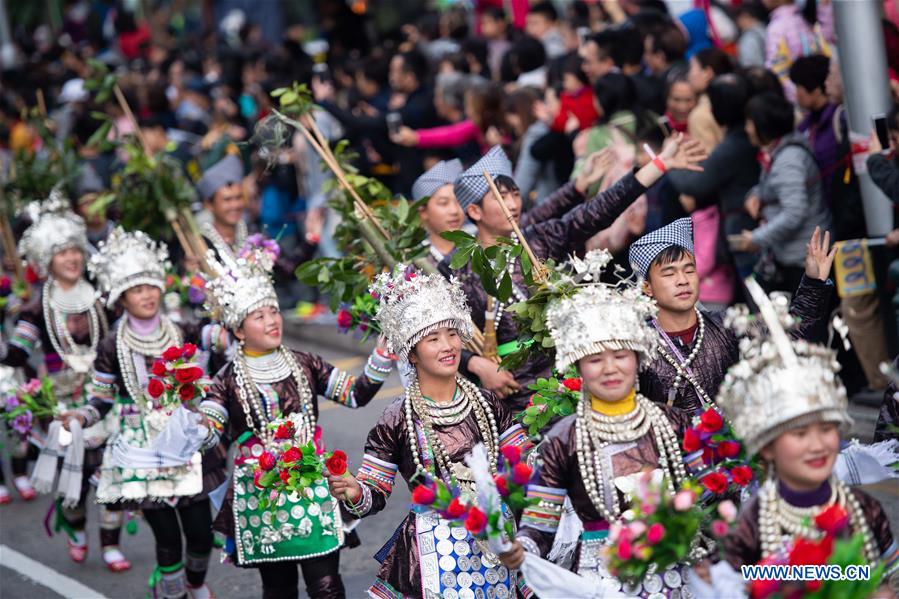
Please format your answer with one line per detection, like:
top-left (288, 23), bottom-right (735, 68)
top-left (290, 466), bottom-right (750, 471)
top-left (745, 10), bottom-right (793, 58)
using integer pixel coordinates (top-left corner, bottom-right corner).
top-left (718, 440), bottom-right (741, 459)
top-left (280, 447), bottom-right (303, 464)
top-left (175, 366), bottom-right (204, 384)
top-left (682, 427), bottom-right (702, 453)
top-left (701, 471), bottom-right (729, 495)
top-left (750, 574), bottom-right (781, 599)
top-left (730, 465), bottom-right (753, 487)
top-left (279, 470), bottom-right (291, 485)
top-left (151, 360), bottom-right (168, 377)
top-left (494, 475), bottom-right (509, 497)
top-left (501, 445), bottom-right (521, 466)
top-left (814, 504), bottom-right (849, 535)
top-left (274, 422), bottom-right (293, 440)
top-left (325, 450), bottom-right (348, 476)
top-left (0, 276), bottom-right (11, 293)
top-left (788, 535), bottom-right (833, 566)
top-left (147, 378), bottom-right (165, 399)
top-left (464, 506), bottom-right (487, 535)
top-left (562, 378), bottom-right (582, 392)
top-left (179, 384), bottom-right (196, 401)
top-left (511, 463), bottom-right (533, 486)
top-left (24, 265), bottom-right (39, 284)
top-left (181, 343), bottom-right (197, 358)
top-left (253, 470), bottom-right (264, 489)
top-left (445, 497), bottom-right (467, 519)
top-left (805, 580), bottom-right (822, 593)
top-left (336, 309), bottom-right (353, 329)
top-left (411, 484), bottom-right (436, 505)
top-left (259, 452), bottom-right (276, 472)
top-left (162, 346), bottom-right (183, 361)
top-left (698, 409), bottom-right (724, 433)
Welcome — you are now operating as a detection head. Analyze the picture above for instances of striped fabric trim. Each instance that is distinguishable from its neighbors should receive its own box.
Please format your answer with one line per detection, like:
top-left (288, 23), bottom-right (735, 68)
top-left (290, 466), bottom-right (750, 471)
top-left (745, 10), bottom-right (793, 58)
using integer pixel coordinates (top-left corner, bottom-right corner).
top-left (363, 351), bottom-right (393, 383)
top-left (368, 578), bottom-right (404, 599)
top-left (357, 453), bottom-right (398, 496)
top-left (684, 449), bottom-right (705, 474)
top-left (10, 320), bottom-right (41, 354)
top-left (881, 539), bottom-right (899, 577)
top-left (90, 372), bottom-right (118, 402)
top-left (325, 368), bottom-right (357, 408)
top-left (499, 424), bottom-right (532, 452)
top-left (520, 484), bottom-right (566, 533)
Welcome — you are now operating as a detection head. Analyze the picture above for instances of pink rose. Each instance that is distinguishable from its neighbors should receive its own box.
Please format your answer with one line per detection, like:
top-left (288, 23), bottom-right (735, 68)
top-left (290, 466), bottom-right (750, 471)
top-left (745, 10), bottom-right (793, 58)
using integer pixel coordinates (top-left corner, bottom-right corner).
top-left (711, 519), bottom-right (730, 538)
top-left (616, 538), bottom-right (632, 561)
top-left (646, 523), bottom-right (666, 545)
top-left (673, 489), bottom-right (696, 512)
top-left (717, 500), bottom-right (738, 523)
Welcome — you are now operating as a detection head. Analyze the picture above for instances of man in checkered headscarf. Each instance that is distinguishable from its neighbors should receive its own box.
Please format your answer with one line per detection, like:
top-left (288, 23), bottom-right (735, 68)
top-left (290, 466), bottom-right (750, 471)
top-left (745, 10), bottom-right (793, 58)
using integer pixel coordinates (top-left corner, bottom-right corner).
top-left (412, 160), bottom-right (466, 267)
top-left (441, 144), bottom-right (671, 413)
top-left (629, 219), bottom-right (836, 414)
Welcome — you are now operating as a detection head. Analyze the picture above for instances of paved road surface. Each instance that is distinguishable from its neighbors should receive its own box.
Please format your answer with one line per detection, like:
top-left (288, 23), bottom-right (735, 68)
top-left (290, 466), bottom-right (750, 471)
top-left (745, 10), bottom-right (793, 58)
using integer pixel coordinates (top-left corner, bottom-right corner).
top-left (0, 323), bottom-right (895, 598)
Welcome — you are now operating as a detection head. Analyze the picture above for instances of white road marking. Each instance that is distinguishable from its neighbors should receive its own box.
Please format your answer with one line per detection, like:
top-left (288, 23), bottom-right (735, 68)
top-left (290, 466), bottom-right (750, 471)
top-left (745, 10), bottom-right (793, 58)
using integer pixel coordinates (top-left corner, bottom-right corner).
top-left (0, 544), bottom-right (108, 599)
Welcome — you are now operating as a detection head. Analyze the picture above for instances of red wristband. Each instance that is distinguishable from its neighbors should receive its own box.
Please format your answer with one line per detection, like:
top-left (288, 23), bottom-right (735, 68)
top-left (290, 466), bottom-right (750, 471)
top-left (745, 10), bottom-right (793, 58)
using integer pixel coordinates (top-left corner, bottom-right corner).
top-left (652, 156), bottom-right (667, 173)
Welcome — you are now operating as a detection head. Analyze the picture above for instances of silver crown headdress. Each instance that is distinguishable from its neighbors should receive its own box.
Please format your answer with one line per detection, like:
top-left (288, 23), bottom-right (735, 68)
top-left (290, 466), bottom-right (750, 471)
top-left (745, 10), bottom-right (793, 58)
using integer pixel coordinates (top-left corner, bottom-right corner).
top-left (371, 265), bottom-right (473, 363)
top-left (546, 249), bottom-right (659, 373)
top-left (18, 186), bottom-right (88, 277)
top-left (88, 227), bottom-right (170, 307)
top-left (204, 248), bottom-right (278, 330)
top-left (716, 278), bottom-right (852, 456)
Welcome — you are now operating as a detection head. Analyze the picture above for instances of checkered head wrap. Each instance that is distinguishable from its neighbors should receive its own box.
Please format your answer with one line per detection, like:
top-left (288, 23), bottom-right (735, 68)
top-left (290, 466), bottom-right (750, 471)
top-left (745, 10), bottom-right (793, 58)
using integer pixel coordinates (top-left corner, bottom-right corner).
top-left (412, 159), bottom-right (464, 201)
top-left (628, 217), bottom-right (695, 278)
top-left (453, 146), bottom-right (513, 209)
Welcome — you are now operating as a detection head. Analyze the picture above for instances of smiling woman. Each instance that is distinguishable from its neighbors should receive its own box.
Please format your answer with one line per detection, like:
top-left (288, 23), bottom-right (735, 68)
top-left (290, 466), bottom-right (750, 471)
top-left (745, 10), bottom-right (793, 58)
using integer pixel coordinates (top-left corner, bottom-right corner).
top-left (324, 266), bottom-right (532, 599)
top-left (199, 248), bottom-right (395, 598)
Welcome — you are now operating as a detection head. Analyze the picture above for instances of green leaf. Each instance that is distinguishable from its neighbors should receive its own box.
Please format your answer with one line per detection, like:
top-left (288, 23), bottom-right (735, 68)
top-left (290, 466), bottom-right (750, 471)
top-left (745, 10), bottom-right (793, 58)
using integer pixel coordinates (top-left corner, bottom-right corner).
top-left (396, 198), bottom-right (409, 223)
top-left (317, 268), bottom-right (331, 284)
top-left (440, 230), bottom-right (476, 245)
top-left (271, 88), bottom-right (289, 97)
top-left (498, 271), bottom-right (512, 303)
top-left (449, 247), bottom-right (473, 270)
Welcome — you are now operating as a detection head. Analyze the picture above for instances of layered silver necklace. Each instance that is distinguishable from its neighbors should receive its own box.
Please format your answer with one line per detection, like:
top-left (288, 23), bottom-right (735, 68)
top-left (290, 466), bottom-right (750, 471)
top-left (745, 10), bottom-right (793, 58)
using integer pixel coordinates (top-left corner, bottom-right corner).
top-left (43, 277), bottom-right (107, 374)
top-left (653, 307), bottom-right (716, 408)
top-left (233, 346), bottom-right (315, 447)
top-left (243, 349), bottom-right (293, 384)
top-left (116, 316), bottom-right (182, 407)
top-left (202, 220), bottom-right (248, 260)
top-left (758, 477), bottom-right (879, 562)
top-left (575, 393), bottom-right (687, 522)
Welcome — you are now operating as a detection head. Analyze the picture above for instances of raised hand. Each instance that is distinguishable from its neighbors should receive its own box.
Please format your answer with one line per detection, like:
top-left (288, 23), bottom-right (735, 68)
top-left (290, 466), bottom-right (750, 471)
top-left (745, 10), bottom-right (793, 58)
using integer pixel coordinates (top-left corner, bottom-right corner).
top-left (660, 133), bottom-right (707, 171)
top-left (390, 126), bottom-right (419, 147)
top-left (575, 148), bottom-right (614, 194)
top-left (804, 226), bottom-right (837, 281)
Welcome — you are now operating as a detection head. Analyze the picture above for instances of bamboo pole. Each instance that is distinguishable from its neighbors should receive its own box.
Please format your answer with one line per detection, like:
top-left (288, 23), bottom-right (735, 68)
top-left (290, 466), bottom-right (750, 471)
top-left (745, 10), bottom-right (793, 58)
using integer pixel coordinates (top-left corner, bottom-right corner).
top-left (483, 171), bottom-right (548, 283)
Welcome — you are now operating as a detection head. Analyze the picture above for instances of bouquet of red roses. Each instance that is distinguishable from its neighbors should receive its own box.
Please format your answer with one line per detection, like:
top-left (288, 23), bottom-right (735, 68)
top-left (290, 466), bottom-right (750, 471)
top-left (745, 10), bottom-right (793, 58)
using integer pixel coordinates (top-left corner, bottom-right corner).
top-left (601, 474), bottom-right (705, 585)
top-left (520, 376), bottom-right (582, 436)
top-left (252, 414), bottom-right (346, 508)
top-left (750, 505), bottom-right (885, 599)
top-left (146, 343), bottom-right (211, 408)
top-left (492, 445), bottom-right (539, 512)
top-left (682, 407), bottom-right (760, 498)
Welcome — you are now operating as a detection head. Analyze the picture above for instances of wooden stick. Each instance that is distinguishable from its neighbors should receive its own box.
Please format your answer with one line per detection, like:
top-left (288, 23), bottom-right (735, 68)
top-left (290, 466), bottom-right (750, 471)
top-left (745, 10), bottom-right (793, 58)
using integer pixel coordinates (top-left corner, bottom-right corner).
top-left (483, 171), bottom-right (548, 283)
top-left (482, 297), bottom-right (498, 359)
top-left (112, 84), bottom-right (152, 158)
top-left (36, 89), bottom-right (48, 117)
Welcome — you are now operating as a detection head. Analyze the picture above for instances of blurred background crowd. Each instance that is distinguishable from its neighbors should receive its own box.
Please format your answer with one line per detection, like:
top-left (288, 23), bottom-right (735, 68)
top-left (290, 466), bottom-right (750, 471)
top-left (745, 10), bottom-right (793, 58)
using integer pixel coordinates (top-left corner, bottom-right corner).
top-left (1, 0), bottom-right (898, 402)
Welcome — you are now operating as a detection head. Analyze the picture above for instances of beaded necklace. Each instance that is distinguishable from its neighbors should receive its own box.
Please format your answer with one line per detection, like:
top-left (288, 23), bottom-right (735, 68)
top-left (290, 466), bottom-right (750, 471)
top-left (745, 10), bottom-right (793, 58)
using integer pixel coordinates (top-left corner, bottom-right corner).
top-left (575, 393), bottom-right (687, 522)
top-left (758, 477), bottom-right (879, 561)
top-left (116, 315), bottom-right (181, 408)
top-left (43, 277), bottom-right (108, 374)
top-left (404, 374), bottom-right (500, 487)
top-left (202, 220), bottom-right (248, 260)
top-left (652, 307), bottom-right (718, 409)
top-left (233, 346), bottom-right (315, 447)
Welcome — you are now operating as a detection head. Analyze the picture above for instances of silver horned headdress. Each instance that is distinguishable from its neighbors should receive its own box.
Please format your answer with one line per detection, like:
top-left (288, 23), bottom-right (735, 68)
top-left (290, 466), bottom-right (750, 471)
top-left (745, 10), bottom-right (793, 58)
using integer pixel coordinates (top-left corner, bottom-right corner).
top-left (88, 227), bottom-right (169, 307)
top-left (546, 249), bottom-right (659, 373)
top-left (18, 186), bottom-right (88, 277)
top-left (371, 265), bottom-right (473, 363)
top-left (204, 248), bottom-right (278, 331)
top-left (716, 278), bottom-right (852, 456)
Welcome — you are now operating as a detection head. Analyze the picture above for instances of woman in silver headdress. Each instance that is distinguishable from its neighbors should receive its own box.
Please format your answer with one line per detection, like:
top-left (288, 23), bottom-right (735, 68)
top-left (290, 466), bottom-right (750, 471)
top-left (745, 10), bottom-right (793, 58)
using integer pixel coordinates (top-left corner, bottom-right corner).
top-left (199, 248), bottom-right (395, 599)
top-left (3, 193), bottom-right (128, 570)
top-left (498, 250), bottom-right (700, 598)
top-left (61, 228), bottom-right (227, 599)
top-left (718, 281), bottom-right (898, 596)
top-left (324, 266), bottom-right (532, 599)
